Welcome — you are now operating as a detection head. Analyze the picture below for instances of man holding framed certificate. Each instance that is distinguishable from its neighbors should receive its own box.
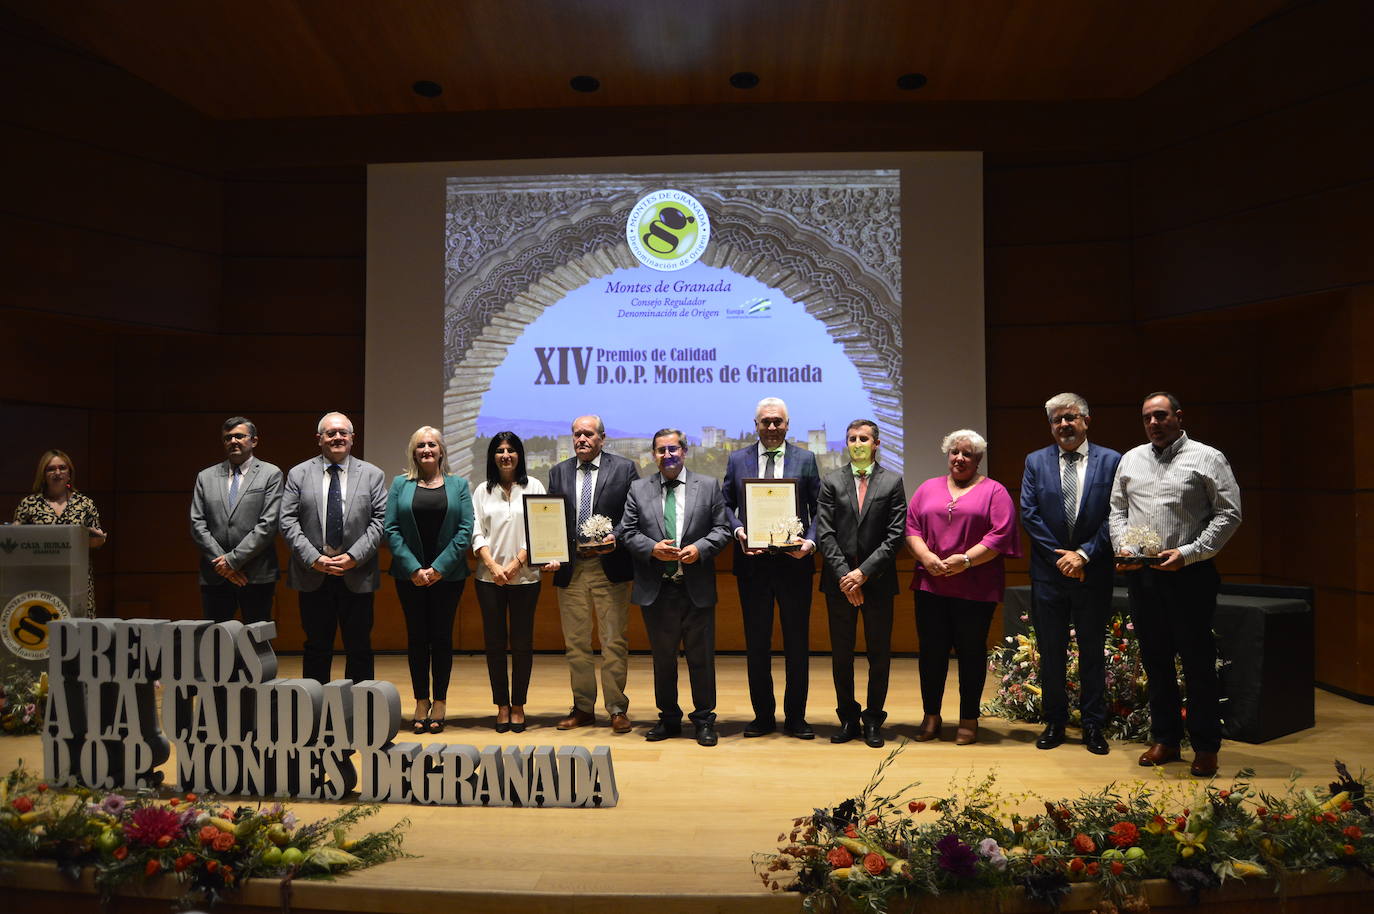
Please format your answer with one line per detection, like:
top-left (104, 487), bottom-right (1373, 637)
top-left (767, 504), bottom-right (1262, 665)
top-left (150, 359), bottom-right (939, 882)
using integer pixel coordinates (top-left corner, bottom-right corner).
top-left (723, 397), bottom-right (821, 739)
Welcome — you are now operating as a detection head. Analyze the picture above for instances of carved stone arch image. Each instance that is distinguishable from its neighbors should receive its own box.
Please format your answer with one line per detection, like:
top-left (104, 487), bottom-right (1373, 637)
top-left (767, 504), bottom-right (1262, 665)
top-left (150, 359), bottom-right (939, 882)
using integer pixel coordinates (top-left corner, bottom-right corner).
top-left (442, 173), bottom-right (902, 480)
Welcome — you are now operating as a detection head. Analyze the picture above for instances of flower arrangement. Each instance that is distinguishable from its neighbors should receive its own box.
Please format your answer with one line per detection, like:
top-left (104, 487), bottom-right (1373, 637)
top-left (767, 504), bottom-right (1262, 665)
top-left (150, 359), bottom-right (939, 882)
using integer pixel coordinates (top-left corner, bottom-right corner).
top-left (753, 747), bottom-right (1374, 912)
top-left (769, 515), bottom-right (804, 545)
top-left (0, 669), bottom-right (47, 735)
top-left (578, 513), bottom-right (614, 544)
top-left (1121, 525), bottom-right (1163, 558)
top-left (0, 764), bottom-right (411, 910)
top-left (982, 611), bottom-right (1157, 743)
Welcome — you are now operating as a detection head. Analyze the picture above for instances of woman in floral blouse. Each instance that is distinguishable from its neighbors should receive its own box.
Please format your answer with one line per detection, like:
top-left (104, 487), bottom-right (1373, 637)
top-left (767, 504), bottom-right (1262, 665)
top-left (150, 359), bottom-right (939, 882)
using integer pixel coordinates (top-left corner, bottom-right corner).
top-left (12, 449), bottom-right (107, 616)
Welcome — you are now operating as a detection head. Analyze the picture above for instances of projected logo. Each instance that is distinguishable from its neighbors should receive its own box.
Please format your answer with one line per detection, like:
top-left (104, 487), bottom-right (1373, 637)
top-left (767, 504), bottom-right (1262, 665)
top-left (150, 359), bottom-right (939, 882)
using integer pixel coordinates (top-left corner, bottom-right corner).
top-left (626, 189), bottom-right (710, 271)
top-left (2, 590), bottom-right (70, 661)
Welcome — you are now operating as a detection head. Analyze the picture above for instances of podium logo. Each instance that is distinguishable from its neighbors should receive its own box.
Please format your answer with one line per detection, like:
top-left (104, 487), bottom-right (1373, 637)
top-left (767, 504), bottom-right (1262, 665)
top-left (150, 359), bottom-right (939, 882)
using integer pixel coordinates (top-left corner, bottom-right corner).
top-left (0, 538), bottom-right (17, 555)
top-left (626, 189), bottom-right (710, 271)
top-left (2, 590), bottom-right (70, 661)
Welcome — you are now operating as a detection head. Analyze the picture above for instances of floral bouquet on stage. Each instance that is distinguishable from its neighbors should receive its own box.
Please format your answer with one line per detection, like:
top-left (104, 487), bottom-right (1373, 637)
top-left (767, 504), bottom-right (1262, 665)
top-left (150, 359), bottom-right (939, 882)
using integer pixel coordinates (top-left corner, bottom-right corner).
top-left (577, 514), bottom-right (616, 555)
top-left (0, 668), bottom-right (47, 735)
top-left (767, 515), bottom-right (805, 553)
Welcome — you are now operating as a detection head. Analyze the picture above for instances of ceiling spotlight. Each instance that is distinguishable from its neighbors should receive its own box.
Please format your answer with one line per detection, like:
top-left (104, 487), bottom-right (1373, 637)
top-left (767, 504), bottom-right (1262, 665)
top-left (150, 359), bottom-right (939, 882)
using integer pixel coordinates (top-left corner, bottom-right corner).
top-left (896, 73), bottom-right (928, 90)
top-left (729, 71), bottom-right (760, 90)
top-left (570, 75), bottom-right (601, 93)
top-left (412, 80), bottom-right (443, 98)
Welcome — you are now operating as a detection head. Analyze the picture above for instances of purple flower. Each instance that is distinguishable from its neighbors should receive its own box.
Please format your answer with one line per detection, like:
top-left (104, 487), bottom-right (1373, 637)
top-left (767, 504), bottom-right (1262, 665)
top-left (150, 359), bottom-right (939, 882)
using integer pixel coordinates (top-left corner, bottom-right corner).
top-left (282, 811), bottom-right (297, 829)
top-left (977, 837), bottom-right (1007, 870)
top-left (937, 834), bottom-right (979, 878)
top-left (101, 794), bottom-right (127, 816)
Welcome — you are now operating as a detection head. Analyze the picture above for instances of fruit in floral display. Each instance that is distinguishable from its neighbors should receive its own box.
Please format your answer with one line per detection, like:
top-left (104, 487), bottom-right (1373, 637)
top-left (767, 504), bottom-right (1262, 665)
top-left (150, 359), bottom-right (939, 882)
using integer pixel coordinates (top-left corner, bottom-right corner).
top-left (260, 846), bottom-right (283, 867)
top-left (1124, 846), bottom-right (1146, 860)
top-left (280, 846), bottom-right (304, 867)
top-left (96, 829), bottom-right (122, 853)
top-left (267, 824), bottom-right (290, 846)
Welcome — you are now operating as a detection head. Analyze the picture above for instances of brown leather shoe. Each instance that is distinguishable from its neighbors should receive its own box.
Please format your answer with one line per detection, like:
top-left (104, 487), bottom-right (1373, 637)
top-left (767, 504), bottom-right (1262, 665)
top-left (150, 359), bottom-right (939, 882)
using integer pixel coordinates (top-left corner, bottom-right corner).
top-left (915, 714), bottom-right (942, 742)
top-left (557, 708), bottom-right (595, 730)
top-left (610, 712), bottom-right (633, 733)
top-left (1190, 751), bottom-right (1219, 778)
top-left (954, 718), bottom-right (978, 745)
top-left (1137, 743), bottom-right (1182, 767)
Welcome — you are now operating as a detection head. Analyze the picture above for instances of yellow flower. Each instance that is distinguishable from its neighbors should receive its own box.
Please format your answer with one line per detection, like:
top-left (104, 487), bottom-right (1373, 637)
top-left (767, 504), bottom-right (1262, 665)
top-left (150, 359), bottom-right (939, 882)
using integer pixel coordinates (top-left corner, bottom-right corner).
top-left (1175, 828), bottom-right (1208, 857)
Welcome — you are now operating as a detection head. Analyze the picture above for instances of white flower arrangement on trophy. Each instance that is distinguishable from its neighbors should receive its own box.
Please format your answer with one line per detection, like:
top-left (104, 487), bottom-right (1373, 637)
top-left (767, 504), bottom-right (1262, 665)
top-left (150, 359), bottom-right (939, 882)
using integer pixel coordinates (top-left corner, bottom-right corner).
top-left (1120, 525), bottom-right (1164, 564)
top-left (578, 514), bottom-right (615, 550)
top-left (769, 515), bottom-right (804, 548)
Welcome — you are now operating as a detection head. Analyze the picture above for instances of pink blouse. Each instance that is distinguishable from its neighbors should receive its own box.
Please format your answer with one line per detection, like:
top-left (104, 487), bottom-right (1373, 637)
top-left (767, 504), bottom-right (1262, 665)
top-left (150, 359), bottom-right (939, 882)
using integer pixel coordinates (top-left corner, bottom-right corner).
top-left (905, 476), bottom-right (1021, 603)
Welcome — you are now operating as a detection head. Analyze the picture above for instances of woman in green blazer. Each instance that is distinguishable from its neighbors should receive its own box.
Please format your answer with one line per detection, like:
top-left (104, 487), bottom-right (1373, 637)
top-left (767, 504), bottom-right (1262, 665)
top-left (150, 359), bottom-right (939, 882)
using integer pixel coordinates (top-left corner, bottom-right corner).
top-left (384, 426), bottom-right (473, 734)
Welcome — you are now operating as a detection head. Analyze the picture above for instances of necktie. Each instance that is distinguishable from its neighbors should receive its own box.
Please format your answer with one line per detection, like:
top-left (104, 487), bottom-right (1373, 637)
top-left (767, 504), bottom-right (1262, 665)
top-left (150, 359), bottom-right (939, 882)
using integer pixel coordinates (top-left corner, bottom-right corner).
top-left (663, 479), bottom-right (681, 576)
top-left (326, 463), bottom-right (344, 551)
top-left (577, 461), bottom-right (594, 531)
top-left (1061, 451), bottom-right (1080, 537)
top-left (228, 465), bottom-right (241, 510)
top-left (763, 449), bottom-right (781, 478)
top-left (855, 469), bottom-right (869, 512)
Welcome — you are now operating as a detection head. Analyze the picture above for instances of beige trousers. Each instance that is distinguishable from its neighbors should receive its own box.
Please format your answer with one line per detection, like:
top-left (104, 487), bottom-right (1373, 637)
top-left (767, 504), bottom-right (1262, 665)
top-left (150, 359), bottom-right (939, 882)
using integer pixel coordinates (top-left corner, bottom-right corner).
top-left (557, 558), bottom-right (632, 715)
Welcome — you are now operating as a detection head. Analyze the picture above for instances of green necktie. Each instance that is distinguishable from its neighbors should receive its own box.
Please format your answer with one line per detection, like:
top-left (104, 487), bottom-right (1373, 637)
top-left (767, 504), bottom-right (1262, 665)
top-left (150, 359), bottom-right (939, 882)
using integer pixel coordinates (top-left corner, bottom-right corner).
top-left (664, 479), bottom-right (680, 576)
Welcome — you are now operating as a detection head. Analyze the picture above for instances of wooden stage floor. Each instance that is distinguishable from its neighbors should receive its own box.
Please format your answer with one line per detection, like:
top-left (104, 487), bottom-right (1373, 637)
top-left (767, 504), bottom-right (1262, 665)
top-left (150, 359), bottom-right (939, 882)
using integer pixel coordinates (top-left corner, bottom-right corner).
top-left (4, 653), bottom-right (1374, 913)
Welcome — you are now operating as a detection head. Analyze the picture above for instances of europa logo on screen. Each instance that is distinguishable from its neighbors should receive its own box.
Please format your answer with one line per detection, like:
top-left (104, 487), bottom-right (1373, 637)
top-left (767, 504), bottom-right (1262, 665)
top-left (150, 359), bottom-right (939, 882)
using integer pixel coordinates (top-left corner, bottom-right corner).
top-left (626, 189), bottom-right (711, 271)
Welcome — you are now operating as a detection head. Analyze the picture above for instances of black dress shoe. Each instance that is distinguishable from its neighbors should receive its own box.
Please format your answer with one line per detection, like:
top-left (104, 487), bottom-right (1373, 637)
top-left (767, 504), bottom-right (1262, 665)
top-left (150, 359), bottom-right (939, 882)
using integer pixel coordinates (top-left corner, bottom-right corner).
top-left (645, 721), bottom-right (682, 742)
top-left (783, 720), bottom-right (815, 740)
top-left (1035, 723), bottom-right (1066, 750)
top-left (1082, 725), bottom-right (1109, 755)
top-left (694, 721), bottom-right (719, 746)
top-left (743, 718), bottom-right (776, 738)
top-left (830, 720), bottom-right (861, 744)
top-left (863, 720), bottom-right (885, 748)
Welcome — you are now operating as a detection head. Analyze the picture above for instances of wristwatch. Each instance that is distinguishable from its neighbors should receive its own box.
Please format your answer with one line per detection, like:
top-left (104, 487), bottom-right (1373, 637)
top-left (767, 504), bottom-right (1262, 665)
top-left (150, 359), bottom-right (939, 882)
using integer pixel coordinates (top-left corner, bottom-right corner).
top-left (962, 554), bottom-right (972, 569)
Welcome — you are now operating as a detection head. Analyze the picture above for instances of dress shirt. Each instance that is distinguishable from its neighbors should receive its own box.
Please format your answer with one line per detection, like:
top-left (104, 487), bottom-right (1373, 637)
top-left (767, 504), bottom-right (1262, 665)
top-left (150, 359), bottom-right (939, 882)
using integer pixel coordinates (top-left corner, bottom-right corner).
top-left (471, 477), bottom-right (546, 585)
top-left (227, 456), bottom-right (254, 499)
top-left (1060, 441), bottom-right (1091, 562)
top-left (661, 474), bottom-right (691, 543)
top-left (319, 458), bottom-right (348, 547)
top-left (1109, 432), bottom-right (1242, 565)
top-left (575, 457), bottom-right (601, 512)
top-left (756, 441), bottom-right (785, 478)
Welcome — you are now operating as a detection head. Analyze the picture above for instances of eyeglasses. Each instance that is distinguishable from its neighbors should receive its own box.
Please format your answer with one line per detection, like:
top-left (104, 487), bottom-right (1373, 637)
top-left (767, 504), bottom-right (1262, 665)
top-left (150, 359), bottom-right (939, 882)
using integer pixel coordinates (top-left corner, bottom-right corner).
top-left (655, 445), bottom-right (683, 455)
top-left (756, 417), bottom-right (786, 428)
top-left (1050, 414), bottom-right (1082, 425)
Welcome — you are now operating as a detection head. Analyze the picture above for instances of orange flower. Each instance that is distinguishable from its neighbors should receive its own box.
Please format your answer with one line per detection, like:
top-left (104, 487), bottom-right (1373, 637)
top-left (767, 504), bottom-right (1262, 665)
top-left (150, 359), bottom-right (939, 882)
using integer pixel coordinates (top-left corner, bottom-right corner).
top-left (156, 835), bottom-right (173, 849)
top-left (1110, 861), bottom-right (1125, 876)
top-left (1086, 862), bottom-right (1100, 877)
top-left (827, 846), bottom-right (854, 868)
top-left (11, 797), bottom-right (33, 813)
top-left (1068, 857), bottom-right (1085, 873)
top-left (863, 853), bottom-right (888, 876)
top-left (169, 798), bottom-right (180, 807)
top-left (212, 832), bottom-right (236, 852)
top-left (1344, 844), bottom-right (1356, 856)
top-left (1032, 854), bottom-right (1046, 867)
top-left (199, 825), bottom-right (219, 845)
top-left (844, 825), bottom-right (858, 838)
top-left (36, 783), bottom-right (48, 793)
top-left (909, 801), bottom-right (927, 813)
top-left (1341, 801), bottom-right (1354, 812)
top-left (1343, 825), bottom-right (1362, 839)
top-left (145, 859), bottom-right (161, 877)
top-left (206, 859), bottom-right (219, 873)
top-left (185, 793), bottom-right (198, 802)
top-left (174, 853), bottom-right (196, 873)
top-left (113, 846), bottom-right (128, 861)
top-left (865, 814), bottom-right (879, 826)
top-left (1072, 833), bottom-right (1097, 854)
top-left (1109, 822), bottom-right (1139, 848)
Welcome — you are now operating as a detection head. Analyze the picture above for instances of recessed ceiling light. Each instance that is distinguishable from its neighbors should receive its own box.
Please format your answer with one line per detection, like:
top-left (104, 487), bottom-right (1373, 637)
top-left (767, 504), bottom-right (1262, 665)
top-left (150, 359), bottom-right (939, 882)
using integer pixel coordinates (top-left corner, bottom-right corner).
top-left (896, 73), bottom-right (928, 90)
top-left (412, 80), bottom-right (443, 98)
top-left (570, 75), bottom-right (601, 93)
top-left (729, 71), bottom-right (760, 90)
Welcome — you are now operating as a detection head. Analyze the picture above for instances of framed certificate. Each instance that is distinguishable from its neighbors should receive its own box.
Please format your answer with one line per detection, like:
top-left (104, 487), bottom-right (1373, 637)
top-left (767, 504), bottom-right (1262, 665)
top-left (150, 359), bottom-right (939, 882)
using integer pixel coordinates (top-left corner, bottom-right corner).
top-left (742, 478), bottom-right (800, 550)
top-left (523, 494), bottom-right (571, 565)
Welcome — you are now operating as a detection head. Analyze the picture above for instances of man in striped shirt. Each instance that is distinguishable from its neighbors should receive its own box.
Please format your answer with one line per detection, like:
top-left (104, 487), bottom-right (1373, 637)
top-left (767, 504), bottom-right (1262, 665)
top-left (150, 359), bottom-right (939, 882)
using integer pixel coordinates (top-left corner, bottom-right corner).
top-left (1109, 391), bottom-right (1242, 778)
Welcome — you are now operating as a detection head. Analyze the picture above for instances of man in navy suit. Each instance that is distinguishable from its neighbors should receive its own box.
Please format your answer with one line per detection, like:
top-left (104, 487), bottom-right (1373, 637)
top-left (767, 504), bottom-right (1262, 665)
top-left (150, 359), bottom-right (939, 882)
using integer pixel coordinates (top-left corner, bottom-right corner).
top-left (723, 397), bottom-right (821, 739)
top-left (1019, 392), bottom-right (1122, 755)
top-left (620, 429), bottom-right (731, 746)
top-left (546, 415), bottom-right (640, 733)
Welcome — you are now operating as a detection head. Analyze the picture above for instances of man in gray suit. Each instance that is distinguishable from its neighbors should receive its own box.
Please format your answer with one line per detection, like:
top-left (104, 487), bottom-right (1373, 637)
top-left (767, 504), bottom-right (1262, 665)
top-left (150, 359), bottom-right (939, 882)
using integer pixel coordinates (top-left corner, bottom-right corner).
top-left (279, 411), bottom-right (387, 683)
top-left (190, 416), bottom-right (283, 623)
top-left (619, 428), bottom-right (731, 746)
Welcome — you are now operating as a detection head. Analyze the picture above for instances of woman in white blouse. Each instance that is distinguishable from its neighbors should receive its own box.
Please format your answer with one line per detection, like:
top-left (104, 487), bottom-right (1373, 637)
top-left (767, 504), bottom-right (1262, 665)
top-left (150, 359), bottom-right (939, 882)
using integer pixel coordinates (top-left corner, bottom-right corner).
top-left (471, 431), bottom-right (544, 732)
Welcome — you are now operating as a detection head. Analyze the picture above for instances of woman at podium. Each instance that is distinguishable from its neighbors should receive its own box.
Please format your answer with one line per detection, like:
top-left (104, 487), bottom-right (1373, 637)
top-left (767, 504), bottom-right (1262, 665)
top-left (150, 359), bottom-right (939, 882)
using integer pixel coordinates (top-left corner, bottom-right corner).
top-left (12, 449), bottom-right (106, 616)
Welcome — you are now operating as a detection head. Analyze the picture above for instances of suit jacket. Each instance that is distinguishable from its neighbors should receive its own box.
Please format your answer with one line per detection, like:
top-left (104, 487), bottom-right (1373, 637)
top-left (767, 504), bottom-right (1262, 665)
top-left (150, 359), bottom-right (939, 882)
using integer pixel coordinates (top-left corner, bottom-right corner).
top-left (279, 454), bottom-right (387, 593)
top-left (815, 463), bottom-right (907, 598)
top-left (189, 458), bottom-right (283, 586)
top-left (546, 450), bottom-right (640, 586)
top-left (383, 474), bottom-right (474, 582)
top-left (722, 441), bottom-right (821, 578)
top-left (619, 469), bottom-right (732, 608)
top-left (1020, 442), bottom-right (1122, 588)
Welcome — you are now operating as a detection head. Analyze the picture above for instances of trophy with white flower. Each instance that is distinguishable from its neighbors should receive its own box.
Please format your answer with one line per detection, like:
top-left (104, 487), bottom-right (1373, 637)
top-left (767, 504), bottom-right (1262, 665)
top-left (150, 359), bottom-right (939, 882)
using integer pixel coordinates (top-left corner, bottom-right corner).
top-left (767, 515), bottom-right (805, 553)
top-left (577, 513), bottom-right (616, 555)
top-left (1118, 525), bottom-right (1166, 567)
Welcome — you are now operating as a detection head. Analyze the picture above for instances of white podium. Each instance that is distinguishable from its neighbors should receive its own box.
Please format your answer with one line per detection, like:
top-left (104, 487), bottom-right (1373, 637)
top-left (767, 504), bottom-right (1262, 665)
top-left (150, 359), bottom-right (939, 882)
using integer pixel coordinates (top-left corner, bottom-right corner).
top-left (0, 524), bottom-right (88, 675)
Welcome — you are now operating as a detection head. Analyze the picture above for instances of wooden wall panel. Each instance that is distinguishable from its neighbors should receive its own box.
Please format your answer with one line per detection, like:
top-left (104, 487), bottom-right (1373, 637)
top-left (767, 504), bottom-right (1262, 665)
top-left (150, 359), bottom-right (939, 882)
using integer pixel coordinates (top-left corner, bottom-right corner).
top-left (222, 259), bottom-right (366, 335)
top-left (986, 324), bottom-right (1143, 409)
top-left (223, 180), bottom-right (365, 257)
top-left (984, 242), bottom-right (1132, 326)
top-left (985, 162), bottom-right (1130, 245)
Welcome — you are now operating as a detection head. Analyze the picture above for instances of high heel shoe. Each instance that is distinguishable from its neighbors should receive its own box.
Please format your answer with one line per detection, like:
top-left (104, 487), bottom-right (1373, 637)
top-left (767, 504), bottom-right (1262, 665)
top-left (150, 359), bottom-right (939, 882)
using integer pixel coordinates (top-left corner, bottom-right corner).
top-left (955, 718), bottom-right (979, 745)
top-left (915, 714), bottom-right (941, 742)
top-left (411, 700), bottom-right (432, 734)
top-left (495, 705), bottom-right (512, 733)
top-left (510, 705), bottom-right (526, 734)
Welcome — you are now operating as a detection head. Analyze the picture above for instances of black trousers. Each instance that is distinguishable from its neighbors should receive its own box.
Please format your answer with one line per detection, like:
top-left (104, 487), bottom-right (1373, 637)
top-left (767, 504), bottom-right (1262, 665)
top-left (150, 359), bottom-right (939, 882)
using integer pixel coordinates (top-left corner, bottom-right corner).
top-left (826, 589), bottom-right (893, 725)
top-left (201, 581), bottom-right (275, 624)
top-left (299, 576), bottom-right (374, 684)
top-left (1126, 561), bottom-right (1222, 752)
top-left (475, 579), bottom-right (539, 706)
top-left (1030, 579), bottom-right (1112, 727)
top-left (738, 559), bottom-right (812, 724)
top-left (641, 580), bottom-right (716, 724)
top-left (396, 577), bottom-right (465, 702)
top-left (915, 591), bottom-right (995, 720)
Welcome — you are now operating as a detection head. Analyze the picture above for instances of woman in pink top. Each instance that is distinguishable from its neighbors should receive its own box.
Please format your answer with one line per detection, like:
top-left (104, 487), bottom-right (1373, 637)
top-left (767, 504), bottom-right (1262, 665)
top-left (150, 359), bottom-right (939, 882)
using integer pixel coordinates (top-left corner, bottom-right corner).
top-left (904, 429), bottom-right (1021, 746)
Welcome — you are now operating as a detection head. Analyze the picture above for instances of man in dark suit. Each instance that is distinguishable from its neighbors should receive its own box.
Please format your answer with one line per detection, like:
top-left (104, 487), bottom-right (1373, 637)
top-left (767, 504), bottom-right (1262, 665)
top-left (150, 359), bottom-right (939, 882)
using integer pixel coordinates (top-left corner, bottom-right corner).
top-left (279, 411), bottom-right (387, 684)
top-left (619, 428), bottom-right (731, 746)
top-left (546, 414), bottom-right (640, 732)
top-left (190, 416), bottom-right (283, 623)
top-left (815, 419), bottom-right (907, 748)
top-left (723, 397), bottom-right (821, 739)
top-left (1020, 393), bottom-right (1122, 755)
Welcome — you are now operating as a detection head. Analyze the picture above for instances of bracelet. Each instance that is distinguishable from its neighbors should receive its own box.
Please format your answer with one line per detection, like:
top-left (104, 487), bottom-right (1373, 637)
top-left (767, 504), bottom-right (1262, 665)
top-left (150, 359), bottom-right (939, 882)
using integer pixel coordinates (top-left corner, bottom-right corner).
top-left (962, 554), bottom-right (972, 568)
